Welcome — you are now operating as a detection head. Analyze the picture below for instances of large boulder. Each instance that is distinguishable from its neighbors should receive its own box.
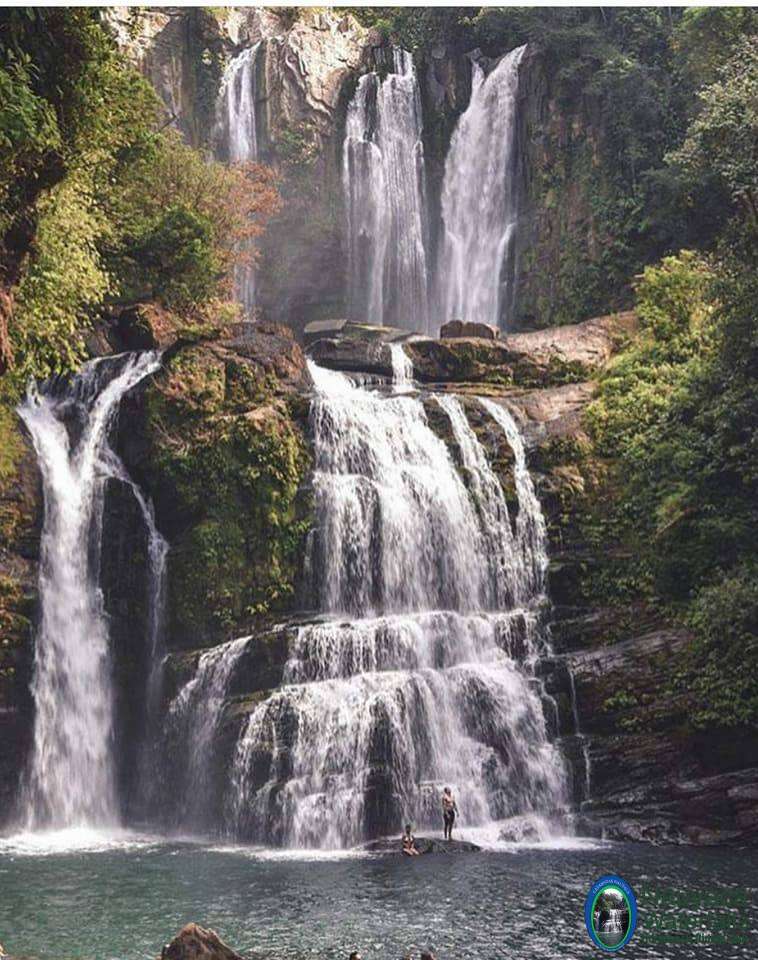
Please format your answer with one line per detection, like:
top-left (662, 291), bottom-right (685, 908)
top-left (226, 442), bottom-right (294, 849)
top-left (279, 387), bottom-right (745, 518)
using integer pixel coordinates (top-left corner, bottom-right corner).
top-left (408, 312), bottom-right (637, 387)
top-left (160, 923), bottom-right (243, 960)
top-left (440, 320), bottom-right (499, 340)
top-left (114, 323), bottom-right (312, 651)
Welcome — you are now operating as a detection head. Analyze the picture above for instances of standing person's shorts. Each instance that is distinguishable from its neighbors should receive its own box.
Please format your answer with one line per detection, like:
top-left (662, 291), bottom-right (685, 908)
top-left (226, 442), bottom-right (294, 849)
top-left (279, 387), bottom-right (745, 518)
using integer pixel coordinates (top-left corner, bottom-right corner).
top-left (444, 811), bottom-right (455, 828)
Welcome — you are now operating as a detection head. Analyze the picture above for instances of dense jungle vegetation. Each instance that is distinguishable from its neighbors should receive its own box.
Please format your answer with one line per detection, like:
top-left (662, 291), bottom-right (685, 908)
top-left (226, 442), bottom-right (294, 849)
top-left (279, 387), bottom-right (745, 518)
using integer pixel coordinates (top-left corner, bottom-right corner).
top-left (1, 8), bottom-right (756, 727)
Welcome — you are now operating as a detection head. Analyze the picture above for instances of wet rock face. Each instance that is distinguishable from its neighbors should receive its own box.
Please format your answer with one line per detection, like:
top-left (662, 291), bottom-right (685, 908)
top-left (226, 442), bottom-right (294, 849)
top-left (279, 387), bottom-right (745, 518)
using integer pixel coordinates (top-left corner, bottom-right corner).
top-left (0, 419), bottom-right (40, 822)
top-left (160, 923), bottom-right (243, 960)
top-left (567, 632), bottom-right (758, 844)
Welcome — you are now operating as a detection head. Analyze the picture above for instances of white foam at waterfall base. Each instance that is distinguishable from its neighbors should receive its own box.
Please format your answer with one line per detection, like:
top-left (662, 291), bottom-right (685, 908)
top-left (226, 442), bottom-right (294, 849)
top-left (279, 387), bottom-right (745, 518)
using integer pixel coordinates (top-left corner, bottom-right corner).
top-left (344, 49), bottom-right (430, 332)
top-left (16, 352), bottom-right (162, 831)
top-left (437, 45), bottom-right (526, 331)
top-left (226, 361), bottom-right (569, 848)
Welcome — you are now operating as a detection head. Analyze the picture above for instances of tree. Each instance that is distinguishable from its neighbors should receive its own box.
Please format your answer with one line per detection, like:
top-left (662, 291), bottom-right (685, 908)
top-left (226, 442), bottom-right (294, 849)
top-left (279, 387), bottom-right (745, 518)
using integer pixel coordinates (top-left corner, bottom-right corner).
top-left (668, 36), bottom-right (758, 229)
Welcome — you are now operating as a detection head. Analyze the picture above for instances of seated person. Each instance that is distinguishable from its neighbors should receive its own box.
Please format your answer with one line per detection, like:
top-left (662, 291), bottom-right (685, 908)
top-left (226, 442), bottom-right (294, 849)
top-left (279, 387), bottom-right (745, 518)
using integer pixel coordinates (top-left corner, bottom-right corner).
top-left (401, 823), bottom-right (420, 856)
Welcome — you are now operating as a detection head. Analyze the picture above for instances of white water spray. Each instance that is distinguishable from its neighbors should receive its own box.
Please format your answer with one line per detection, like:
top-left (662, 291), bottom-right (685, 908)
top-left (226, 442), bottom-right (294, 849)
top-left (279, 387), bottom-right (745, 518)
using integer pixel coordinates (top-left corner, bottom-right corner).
top-left (389, 342), bottom-right (414, 392)
top-left (227, 362), bottom-right (567, 846)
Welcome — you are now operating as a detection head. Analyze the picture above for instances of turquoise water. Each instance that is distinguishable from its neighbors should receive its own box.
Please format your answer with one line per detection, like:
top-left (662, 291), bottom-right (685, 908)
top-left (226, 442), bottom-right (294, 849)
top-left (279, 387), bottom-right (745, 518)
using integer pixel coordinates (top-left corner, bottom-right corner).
top-left (0, 832), bottom-right (756, 959)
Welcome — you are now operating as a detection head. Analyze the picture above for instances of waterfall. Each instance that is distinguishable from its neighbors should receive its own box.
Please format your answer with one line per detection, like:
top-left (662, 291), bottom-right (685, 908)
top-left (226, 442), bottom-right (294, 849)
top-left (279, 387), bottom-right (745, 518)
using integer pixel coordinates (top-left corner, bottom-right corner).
top-left (343, 49), bottom-right (430, 333)
top-left (603, 908), bottom-right (624, 934)
top-left (437, 45), bottom-right (526, 332)
top-left (389, 342), bottom-right (414, 392)
top-left (479, 397), bottom-right (548, 595)
top-left (162, 636), bottom-right (249, 830)
top-left (17, 351), bottom-right (161, 829)
top-left (214, 43), bottom-right (262, 315)
top-left (227, 362), bottom-right (568, 847)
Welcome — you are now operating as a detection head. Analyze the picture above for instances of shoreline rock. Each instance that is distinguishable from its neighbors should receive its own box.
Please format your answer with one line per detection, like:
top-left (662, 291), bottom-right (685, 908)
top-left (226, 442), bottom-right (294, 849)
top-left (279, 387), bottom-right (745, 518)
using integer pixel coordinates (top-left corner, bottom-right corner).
top-left (160, 923), bottom-right (243, 960)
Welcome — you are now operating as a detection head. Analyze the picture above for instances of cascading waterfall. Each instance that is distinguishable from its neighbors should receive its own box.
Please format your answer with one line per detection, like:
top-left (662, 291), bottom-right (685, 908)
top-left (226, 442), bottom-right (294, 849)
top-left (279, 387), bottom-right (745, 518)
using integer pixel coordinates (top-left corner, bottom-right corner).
top-left (343, 49), bottom-right (430, 333)
top-left (161, 636), bottom-right (249, 829)
top-left (17, 351), bottom-right (161, 829)
top-left (437, 45), bottom-right (526, 331)
top-left (227, 362), bottom-right (568, 847)
top-left (603, 909), bottom-right (624, 934)
top-left (214, 43), bottom-right (262, 314)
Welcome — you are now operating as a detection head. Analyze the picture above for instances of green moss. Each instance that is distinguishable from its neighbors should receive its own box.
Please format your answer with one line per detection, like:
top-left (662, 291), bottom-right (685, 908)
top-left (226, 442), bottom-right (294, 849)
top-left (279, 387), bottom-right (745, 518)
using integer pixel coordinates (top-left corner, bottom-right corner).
top-left (0, 401), bottom-right (23, 482)
top-left (143, 346), bottom-right (311, 647)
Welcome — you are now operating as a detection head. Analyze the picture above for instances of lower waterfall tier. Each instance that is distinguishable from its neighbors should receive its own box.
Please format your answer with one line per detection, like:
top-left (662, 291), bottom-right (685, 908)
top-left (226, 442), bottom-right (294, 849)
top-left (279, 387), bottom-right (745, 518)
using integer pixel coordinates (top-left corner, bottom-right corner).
top-left (158, 609), bottom-right (569, 848)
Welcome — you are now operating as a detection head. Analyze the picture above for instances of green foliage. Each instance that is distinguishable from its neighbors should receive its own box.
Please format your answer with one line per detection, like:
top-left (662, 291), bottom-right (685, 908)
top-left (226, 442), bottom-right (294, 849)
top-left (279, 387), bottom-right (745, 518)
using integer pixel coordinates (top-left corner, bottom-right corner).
top-left (1, 11), bottom-right (280, 393)
top-left (123, 205), bottom-right (220, 310)
top-left (681, 565), bottom-right (758, 730)
top-left (668, 37), bottom-right (758, 228)
top-left (11, 173), bottom-right (111, 381)
top-left (588, 243), bottom-right (758, 729)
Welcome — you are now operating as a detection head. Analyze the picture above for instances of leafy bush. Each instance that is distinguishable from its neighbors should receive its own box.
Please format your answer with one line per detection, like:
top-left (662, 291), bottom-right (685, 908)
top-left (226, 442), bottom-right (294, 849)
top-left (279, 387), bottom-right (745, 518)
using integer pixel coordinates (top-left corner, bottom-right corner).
top-left (125, 205), bottom-right (220, 310)
top-left (683, 566), bottom-right (758, 730)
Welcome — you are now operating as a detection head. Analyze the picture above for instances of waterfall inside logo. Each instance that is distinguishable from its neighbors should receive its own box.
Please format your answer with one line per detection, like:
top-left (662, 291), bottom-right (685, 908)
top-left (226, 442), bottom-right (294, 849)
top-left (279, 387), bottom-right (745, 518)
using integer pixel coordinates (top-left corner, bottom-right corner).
top-left (585, 875), bottom-right (637, 951)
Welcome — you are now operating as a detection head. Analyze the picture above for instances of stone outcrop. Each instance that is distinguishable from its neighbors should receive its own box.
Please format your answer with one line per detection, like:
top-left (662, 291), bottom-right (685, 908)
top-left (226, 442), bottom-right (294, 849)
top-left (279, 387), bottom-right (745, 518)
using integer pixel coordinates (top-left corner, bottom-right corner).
top-left (115, 322), bottom-right (312, 653)
top-left (563, 631), bottom-right (758, 844)
top-left (160, 923), bottom-right (243, 960)
top-left (363, 836), bottom-right (481, 855)
top-left (409, 311), bottom-right (635, 387)
top-left (308, 312), bottom-right (636, 388)
top-left (259, 11), bottom-right (367, 149)
top-left (440, 320), bottom-right (499, 340)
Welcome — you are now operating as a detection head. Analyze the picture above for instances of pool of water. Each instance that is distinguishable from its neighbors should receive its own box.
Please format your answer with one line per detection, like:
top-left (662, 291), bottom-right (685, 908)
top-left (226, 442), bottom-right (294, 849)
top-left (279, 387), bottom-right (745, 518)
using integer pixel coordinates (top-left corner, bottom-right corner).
top-left (0, 830), bottom-right (756, 960)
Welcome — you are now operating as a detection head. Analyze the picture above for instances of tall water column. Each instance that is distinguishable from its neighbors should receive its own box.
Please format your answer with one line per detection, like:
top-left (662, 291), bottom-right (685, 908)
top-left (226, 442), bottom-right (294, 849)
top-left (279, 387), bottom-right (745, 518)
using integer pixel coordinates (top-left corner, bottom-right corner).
top-left (437, 45), bottom-right (527, 332)
top-left (18, 352), bottom-right (161, 829)
top-left (214, 43), bottom-right (263, 315)
top-left (343, 49), bottom-right (430, 333)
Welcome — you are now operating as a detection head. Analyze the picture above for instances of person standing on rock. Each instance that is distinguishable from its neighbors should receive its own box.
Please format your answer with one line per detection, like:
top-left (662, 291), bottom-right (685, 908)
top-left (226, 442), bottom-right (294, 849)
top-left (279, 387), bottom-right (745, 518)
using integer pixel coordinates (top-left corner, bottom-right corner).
top-left (442, 786), bottom-right (458, 840)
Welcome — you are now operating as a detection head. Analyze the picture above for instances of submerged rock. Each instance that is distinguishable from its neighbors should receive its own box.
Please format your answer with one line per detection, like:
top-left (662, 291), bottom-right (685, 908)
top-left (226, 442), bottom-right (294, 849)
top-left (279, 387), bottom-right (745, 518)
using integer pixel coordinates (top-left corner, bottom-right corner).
top-left (363, 836), bottom-right (481, 854)
top-left (160, 923), bottom-right (243, 960)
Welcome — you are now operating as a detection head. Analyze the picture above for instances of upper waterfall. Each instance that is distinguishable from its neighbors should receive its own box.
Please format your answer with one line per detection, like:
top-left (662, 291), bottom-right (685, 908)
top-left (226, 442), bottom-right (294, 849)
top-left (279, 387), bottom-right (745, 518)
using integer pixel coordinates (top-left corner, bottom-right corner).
top-left (343, 49), bottom-right (430, 333)
top-left (17, 351), bottom-right (161, 829)
top-left (214, 43), bottom-right (262, 315)
top-left (437, 45), bottom-right (527, 332)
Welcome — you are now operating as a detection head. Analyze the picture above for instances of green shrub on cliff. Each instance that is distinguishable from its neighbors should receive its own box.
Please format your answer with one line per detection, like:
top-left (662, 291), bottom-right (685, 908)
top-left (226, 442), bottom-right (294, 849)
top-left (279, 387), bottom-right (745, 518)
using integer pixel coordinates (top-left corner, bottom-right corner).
top-left (682, 564), bottom-right (758, 730)
top-left (588, 243), bottom-right (757, 727)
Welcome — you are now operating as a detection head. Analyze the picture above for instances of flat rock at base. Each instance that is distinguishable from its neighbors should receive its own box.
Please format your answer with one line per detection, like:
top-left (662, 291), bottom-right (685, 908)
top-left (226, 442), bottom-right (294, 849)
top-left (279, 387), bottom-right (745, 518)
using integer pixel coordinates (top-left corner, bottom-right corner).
top-left (160, 923), bottom-right (243, 960)
top-left (362, 836), bottom-right (481, 854)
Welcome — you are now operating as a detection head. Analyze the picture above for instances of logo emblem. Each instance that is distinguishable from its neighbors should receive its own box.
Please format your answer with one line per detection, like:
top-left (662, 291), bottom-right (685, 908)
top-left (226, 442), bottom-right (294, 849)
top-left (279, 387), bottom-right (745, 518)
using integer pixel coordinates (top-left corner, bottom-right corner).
top-left (585, 875), bottom-right (637, 951)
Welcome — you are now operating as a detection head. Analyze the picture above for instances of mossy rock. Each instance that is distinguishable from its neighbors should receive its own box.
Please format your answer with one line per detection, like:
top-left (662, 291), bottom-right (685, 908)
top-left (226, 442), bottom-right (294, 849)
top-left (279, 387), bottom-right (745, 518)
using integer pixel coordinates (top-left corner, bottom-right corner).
top-left (126, 330), bottom-right (313, 650)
